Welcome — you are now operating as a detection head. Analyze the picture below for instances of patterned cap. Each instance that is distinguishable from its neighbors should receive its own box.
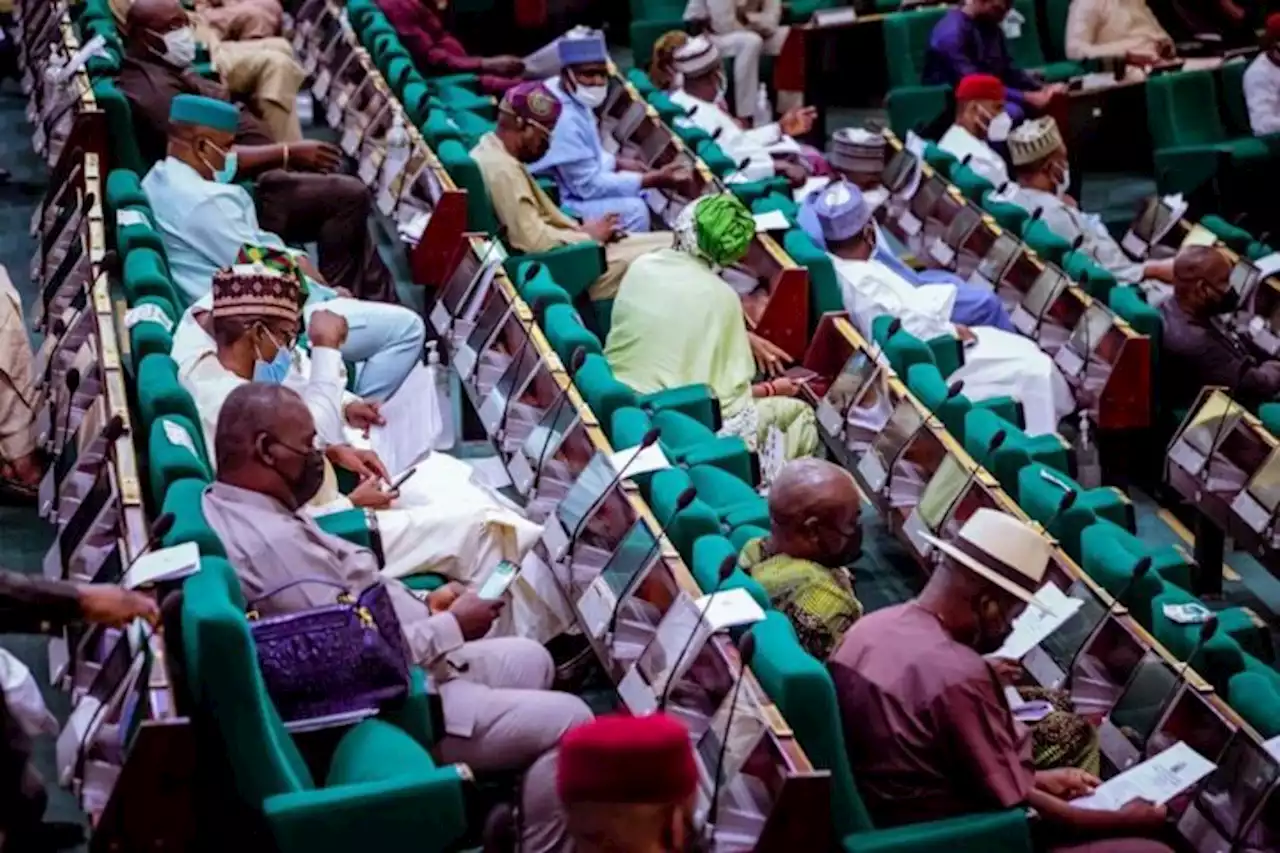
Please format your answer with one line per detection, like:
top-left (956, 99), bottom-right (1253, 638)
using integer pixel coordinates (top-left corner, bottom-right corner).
top-left (1007, 116), bottom-right (1064, 166)
top-left (500, 81), bottom-right (563, 133)
top-left (675, 193), bottom-right (755, 269)
top-left (672, 35), bottom-right (721, 77)
top-left (212, 245), bottom-right (304, 321)
top-left (830, 126), bottom-right (886, 175)
top-left (557, 30), bottom-right (608, 66)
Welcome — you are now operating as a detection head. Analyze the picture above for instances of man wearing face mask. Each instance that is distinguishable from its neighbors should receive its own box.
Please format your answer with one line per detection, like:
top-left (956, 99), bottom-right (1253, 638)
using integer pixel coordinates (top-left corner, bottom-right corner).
top-left (472, 82), bottom-right (673, 302)
top-left (1002, 117), bottom-right (1174, 304)
top-left (938, 73), bottom-right (1013, 188)
top-left (830, 509), bottom-right (1173, 853)
top-left (530, 31), bottom-right (689, 234)
top-left (114, 0), bottom-right (302, 143)
top-left (814, 181), bottom-right (1073, 436)
top-left (557, 712), bottom-right (706, 853)
top-left (737, 459), bottom-right (863, 661)
top-left (683, 0), bottom-right (788, 122)
top-left (181, 258), bottom-right (568, 641)
top-left (924, 0), bottom-right (1067, 119)
top-left (1160, 246), bottom-right (1280, 413)
top-left (203, 382), bottom-right (593, 853)
top-left (668, 36), bottom-right (820, 188)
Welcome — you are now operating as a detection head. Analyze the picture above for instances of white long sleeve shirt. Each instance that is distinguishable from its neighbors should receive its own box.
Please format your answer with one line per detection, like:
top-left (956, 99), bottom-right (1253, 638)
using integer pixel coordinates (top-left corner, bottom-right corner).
top-left (1243, 53), bottom-right (1280, 136)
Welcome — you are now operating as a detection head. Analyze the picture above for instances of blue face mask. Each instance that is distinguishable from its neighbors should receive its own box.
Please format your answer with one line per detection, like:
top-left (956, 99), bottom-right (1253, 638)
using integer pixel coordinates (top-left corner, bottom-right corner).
top-left (201, 142), bottom-right (239, 184)
top-left (253, 329), bottom-right (293, 384)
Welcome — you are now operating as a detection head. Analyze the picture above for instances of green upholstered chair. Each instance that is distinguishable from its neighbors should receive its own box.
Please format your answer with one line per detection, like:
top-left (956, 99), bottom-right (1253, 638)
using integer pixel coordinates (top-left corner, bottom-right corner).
top-left (963, 408), bottom-right (1066, 495)
top-left (1218, 58), bottom-right (1256, 139)
top-left (116, 215), bottom-right (169, 270)
top-left (648, 468), bottom-right (724, 561)
top-left (105, 168), bottom-right (149, 214)
top-left (728, 176), bottom-right (793, 208)
top-left (981, 189), bottom-right (1030, 233)
top-left (1078, 520), bottom-right (1193, 629)
top-left (148, 415), bottom-right (212, 506)
top-left (883, 8), bottom-right (948, 88)
top-left (686, 464), bottom-right (769, 527)
top-left (507, 262), bottom-right (573, 310)
top-left (627, 68), bottom-right (657, 96)
top-left (1016, 462), bottom-right (1133, 562)
top-left (1247, 241), bottom-right (1275, 261)
top-left (1041, 0), bottom-right (1073, 62)
top-left (1199, 214), bottom-right (1253, 253)
top-left (1227, 657), bottom-right (1280, 737)
top-left (949, 163), bottom-right (995, 203)
top-left (1107, 285), bottom-right (1160, 343)
top-left (750, 612), bottom-right (1035, 852)
top-left (696, 139), bottom-right (738, 179)
top-left (123, 246), bottom-right (181, 308)
top-left (1020, 217), bottom-right (1073, 266)
top-left (691, 534), bottom-right (770, 610)
top-left (751, 192), bottom-right (799, 224)
top-left (784, 228), bottom-right (843, 327)
top-left (92, 78), bottom-right (147, 175)
top-left (1061, 250), bottom-right (1117, 304)
top-left (728, 523), bottom-right (768, 552)
top-left (612, 406), bottom-right (754, 487)
top-left (1259, 403), bottom-right (1280, 436)
top-left (923, 142), bottom-right (959, 175)
top-left (136, 354), bottom-right (205, 435)
top-left (906, 363), bottom-right (1020, 445)
top-left (1145, 70), bottom-right (1268, 196)
top-left (628, 0), bottom-right (690, 67)
top-left (872, 315), bottom-right (963, 380)
top-left (886, 84), bottom-right (951, 137)
top-left (541, 303), bottom-right (603, 365)
top-left (1004, 0), bottom-right (1086, 82)
top-left (647, 91), bottom-right (686, 126)
top-left (161, 478), bottom-right (227, 558)
top-left (180, 560), bottom-right (468, 853)
top-left (573, 353), bottom-right (721, 434)
top-left (128, 301), bottom-right (176, 373)
top-left (435, 138), bottom-right (499, 234)
top-left (1149, 584), bottom-right (1247, 695)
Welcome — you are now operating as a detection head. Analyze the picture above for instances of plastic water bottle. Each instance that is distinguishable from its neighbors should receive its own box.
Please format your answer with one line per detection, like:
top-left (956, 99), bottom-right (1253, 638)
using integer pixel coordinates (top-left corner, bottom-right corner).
top-left (1075, 412), bottom-right (1101, 489)
top-left (426, 342), bottom-right (455, 451)
top-left (754, 84), bottom-right (772, 127)
top-left (382, 116), bottom-right (412, 195)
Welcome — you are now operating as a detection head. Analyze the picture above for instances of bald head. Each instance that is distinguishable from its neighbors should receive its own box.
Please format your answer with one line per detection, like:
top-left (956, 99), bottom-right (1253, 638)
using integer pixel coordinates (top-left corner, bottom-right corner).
top-left (768, 459), bottom-right (863, 568)
top-left (214, 383), bottom-right (311, 474)
top-left (1173, 245), bottom-right (1234, 317)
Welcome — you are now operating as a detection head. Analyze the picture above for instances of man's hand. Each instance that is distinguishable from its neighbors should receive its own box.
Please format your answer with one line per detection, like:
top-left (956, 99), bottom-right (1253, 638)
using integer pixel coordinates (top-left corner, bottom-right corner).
top-left (1157, 37), bottom-right (1176, 58)
top-left (641, 161), bottom-right (691, 190)
top-left (1023, 87), bottom-right (1063, 110)
top-left (1036, 768), bottom-right (1100, 800)
top-left (749, 331), bottom-right (793, 376)
top-left (326, 444), bottom-right (391, 482)
top-left (426, 581), bottom-right (466, 614)
top-left (582, 214), bottom-right (620, 243)
top-left (344, 400), bottom-right (386, 434)
top-left (78, 585), bottom-right (159, 627)
top-left (615, 157), bottom-right (647, 173)
top-left (286, 140), bottom-right (343, 173)
top-left (331, 286), bottom-right (353, 298)
top-left (449, 591), bottom-right (504, 640)
top-left (482, 56), bottom-right (525, 77)
top-left (779, 106), bottom-right (817, 137)
top-left (1116, 799), bottom-right (1168, 831)
top-left (347, 475), bottom-right (395, 510)
top-left (775, 158), bottom-right (808, 189)
top-left (296, 255), bottom-right (328, 285)
top-left (1125, 49), bottom-right (1161, 67)
top-left (988, 657), bottom-right (1022, 683)
top-left (308, 309), bottom-right (349, 349)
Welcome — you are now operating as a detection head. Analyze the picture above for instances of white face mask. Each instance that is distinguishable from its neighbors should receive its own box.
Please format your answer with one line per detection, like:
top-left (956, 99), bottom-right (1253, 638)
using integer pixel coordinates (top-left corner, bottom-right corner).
top-left (1054, 164), bottom-right (1071, 198)
top-left (569, 72), bottom-right (607, 109)
top-left (986, 110), bottom-right (1012, 143)
top-left (159, 26), bottom-right (197, 68)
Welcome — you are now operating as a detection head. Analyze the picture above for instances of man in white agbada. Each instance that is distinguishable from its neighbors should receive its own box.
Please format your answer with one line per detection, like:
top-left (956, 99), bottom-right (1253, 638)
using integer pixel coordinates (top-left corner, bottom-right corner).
top-left (1000, 117), bottom-right (1174, 304)
top-left (814, 180), bottom-right (1074, 436)
top-left (668, 35), bottom-right (816, 188)
top-left (937, 73), bottom-right (1013, 188)
top-left (683, 0), bottom-right (788, 121)
top-left (171, 256), bottom-right (566, 642)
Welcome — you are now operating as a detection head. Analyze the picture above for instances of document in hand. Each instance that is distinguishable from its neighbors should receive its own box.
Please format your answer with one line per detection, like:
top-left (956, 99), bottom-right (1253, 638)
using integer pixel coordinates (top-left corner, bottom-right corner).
top-left (989, 582), bottom-right (1083, 661)
top-left (1072, 741), bottom-right (1215, 811)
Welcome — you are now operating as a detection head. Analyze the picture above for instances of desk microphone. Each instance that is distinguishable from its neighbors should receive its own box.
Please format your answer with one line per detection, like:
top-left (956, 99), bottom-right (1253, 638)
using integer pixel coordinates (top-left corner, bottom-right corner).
top-left (946, 379), bottom-right (965, 401)
top-left (119, 512), bottom-right (176, 580)
top-left (529, 346), bottom-right (588, 493)
top-left (606, 486), bottom-right (697, 644)
top-left (494, 297), bottom-right (547, 442)
top-left (659, 554), bottom-right (737, 711)
top-left (950, 428), bottom-right (1006, 520)
top-left (58, 367), bottom-right (80, 454)
top-left (1041, 487), bottom-right (1079, 540)
top-left (706, 629), bottom-right (757, 840)
top-left (1174, 615), bottom-right (1219, 685)
top-left (1104, 556), bottom-right (1153, 623)
top-left (565, 427), bottom-right (661, 566)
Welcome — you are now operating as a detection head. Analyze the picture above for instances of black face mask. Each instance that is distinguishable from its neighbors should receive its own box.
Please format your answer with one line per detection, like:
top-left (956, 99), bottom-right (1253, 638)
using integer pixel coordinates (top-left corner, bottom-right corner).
top-left (266, 438), bottom-right (326, 508)
top-left (1208, 286), bottom-right (1240, 316)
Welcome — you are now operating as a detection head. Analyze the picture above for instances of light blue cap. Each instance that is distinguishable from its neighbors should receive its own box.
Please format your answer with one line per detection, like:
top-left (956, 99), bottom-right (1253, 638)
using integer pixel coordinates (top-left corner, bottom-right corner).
top-left (812, 181), bottom-right (871, 244)
top-left (557, 31), bottom-right (608, 66)
top-left (169, 94), bottom-right (239, 133)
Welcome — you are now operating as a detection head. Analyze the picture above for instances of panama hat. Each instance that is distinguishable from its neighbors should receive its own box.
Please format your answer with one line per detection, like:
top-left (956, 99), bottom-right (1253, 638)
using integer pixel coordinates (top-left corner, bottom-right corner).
top-left (921, 508), bottom-right (1054, 612)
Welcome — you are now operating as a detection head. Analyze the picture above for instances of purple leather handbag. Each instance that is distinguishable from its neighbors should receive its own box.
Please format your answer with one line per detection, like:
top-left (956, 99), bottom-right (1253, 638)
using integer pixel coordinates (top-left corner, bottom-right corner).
top-left (247, 579), bottom-right (411, 722)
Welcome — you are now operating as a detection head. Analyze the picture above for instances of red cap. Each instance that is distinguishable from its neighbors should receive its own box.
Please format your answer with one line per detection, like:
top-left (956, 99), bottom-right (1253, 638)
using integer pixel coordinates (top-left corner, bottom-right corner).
top-left (1268, 12), bottom-right (1280, 39)
top-left (956, 74), bottom-right (1007, 103)
top-left (557, 713), bottom-right (698, 805)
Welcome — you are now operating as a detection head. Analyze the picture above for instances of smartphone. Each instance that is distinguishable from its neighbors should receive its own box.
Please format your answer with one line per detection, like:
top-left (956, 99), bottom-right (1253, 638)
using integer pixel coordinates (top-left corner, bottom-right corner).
top-left (478, 560), bottom-right (521, 600)
top-left (385, 466), bottom-right (416, 492)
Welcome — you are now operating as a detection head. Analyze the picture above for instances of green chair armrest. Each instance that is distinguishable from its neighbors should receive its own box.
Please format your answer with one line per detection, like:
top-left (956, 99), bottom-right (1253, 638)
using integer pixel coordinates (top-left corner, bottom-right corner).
top-left (313, 510), bottom-right (376, 556)
top-left (728, 176), bottom-right (792, 206)
top-left (674, 436), bottom-right (755, 486)
top-left (1152, 146), bottom-right (1225, 196)
top-left (638, 385), bottom-right (721, 430)
top-left (264, 768), bottom-right (467, 852)
top-left (506, 243), bottom-right (606, 302)
top-left (402, 575), bottom-right (448, 593)
top-left (426, 73), bottom-right (480, 93)
top-left (843, 808), bottom-right (1032, 853)
top-left (379, 667), bottom-right (437, 749)
top-left (926, 335), bottom-right (963, 378)
top-left (722, 500), bottom-right (771, 530)
top-left (973, 396), bottom-right (1023, 430)
top-left (885, 85), bottom-right (951, 138)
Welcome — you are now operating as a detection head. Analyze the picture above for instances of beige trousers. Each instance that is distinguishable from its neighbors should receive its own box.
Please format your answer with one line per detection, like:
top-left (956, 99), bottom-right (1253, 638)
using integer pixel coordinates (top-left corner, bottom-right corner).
top-left (0, 268), bottom-right (36, 465)
top-left (197, 18), bottom-right (305, 142)
top-left (710, 25), bottom-right (790, 119)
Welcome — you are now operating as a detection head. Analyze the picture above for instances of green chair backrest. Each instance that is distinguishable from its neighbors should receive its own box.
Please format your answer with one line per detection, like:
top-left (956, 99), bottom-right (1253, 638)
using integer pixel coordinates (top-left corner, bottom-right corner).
top-left (1228, 667), bottom-right (1280, 737)
top-left (574, 354), bottom-right (638, 442)
top-left (691, 534), bottom-right (771, 611)
top-left (907, 362), bottom-right (972, 441)
top-left (136, 353), bottom-right (205, 439)
top-left (122, 246), bottom-right (180, 307)
top-left (783, 227), bottom-right (842, 326)
top-left (182, 559), bottom-right (316, 807)
top-left (1061, 250), bottom-right (1117, 303)
top-left (923, 142), bottom-right (959, 174)
top-left (1079, 521), bottom-right (1191, 629)
top-left (1042, 0), bottom-right (1072, 59)
top-left (1200, 213), bottom-right (1252, 252)
top-left (542, 303), bottom-right (603, 365)
top-left (91, 78), bottom-right (146, 175)
top-left (950, 163), bottom-right (995, 203)
top-left (883, 8), bottom-right (949, 88)
top-left (161, 478), bottom-right (227, 557)
top-left (750, 611), bottom-right (871, 839)
top-left (1218, 58), bottom-right (1252, 137)
top-left (148, 414), bottom-right (212, 505)
top-left (434, 139), bottom-right (500, 235)
top-left (1004, 0), bottom-right (1048, 69)
top-left (1020, 218), bottom-right (1072, 266)
top-left (874, 316), bottom-right (935, 376)
top-left (1146, 70), bottom-right (1227, 148)
top-left (648, 469), bottom-right (721, 560)
top-left (981, 190), bottom-right (1029, 233)
top-left (1150, 585), bottom-right (1246, 695)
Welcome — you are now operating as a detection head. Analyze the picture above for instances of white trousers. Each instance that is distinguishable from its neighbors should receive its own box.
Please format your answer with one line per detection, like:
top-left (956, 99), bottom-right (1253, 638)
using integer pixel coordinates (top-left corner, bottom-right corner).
top-left (709, 26), bottom-right (789, 118)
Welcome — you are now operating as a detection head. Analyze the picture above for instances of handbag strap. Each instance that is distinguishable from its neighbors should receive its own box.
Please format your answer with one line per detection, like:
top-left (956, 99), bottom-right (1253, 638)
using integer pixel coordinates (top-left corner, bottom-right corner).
top-left (246, 578), bottom-right (352, 610)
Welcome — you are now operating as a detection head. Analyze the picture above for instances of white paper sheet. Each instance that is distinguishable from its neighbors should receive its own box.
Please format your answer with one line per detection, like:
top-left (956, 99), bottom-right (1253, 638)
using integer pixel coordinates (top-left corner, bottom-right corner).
top-left (609, 443), bottom-right (672, 478)
top-left (122, 541), bottom-right (200, 590)
top-left (1072, 742), bottom-right (1215, 811)
top-left (1253, 251), bottom-right (1280, 279)
top-left (753, 210), bottom-right (792, 233)
top-left (365, 363), bottom-right (441, 475)
top-left (695, 588), bottom-right (767, 632)
top-left (794, 176), bottom-right (831, 204)
top-left (988, 582), bottom-right (1082, 660)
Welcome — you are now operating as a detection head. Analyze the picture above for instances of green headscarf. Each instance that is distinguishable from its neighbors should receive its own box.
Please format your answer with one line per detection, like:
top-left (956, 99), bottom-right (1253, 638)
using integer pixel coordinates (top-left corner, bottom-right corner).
top-left (676, 193), bottom-right (755, 269)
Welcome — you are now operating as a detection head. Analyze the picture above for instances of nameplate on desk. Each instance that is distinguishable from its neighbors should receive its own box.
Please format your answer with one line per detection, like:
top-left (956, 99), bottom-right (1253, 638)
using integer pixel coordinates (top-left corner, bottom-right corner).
top-left (1120, 232), bottom-right (1147, 260)
top-left (901, 508), bottom-right (932, 556)
top-left (339, 125), bottom-right (362, 157)
top-left (928, 239), bottom-right (955, 268)
top-left (1011, 306), bottom-right (1038, 337)
top-left (1053, 345), bottom-right (1085, 379)
top-left (617, 665), bottom-right (657, 715)
top-left (812, 7), bottom-right (857, 26)
top-left (816, 398), bottom-right (846, 439)
top-left (856, 453), bottom-right (887, 494)
top-left (578, 577), bottom-right (616, 639)
top-left (1230, 490), bottom-right (1272, 537)
top-left (899, 211), bottom-right (922, 237)
top-left (507, 449), bottom-right (535, 496)
top-left (311, 67), bottom-right (332, 101)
